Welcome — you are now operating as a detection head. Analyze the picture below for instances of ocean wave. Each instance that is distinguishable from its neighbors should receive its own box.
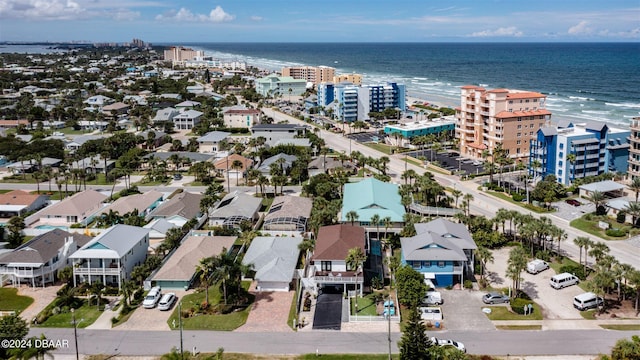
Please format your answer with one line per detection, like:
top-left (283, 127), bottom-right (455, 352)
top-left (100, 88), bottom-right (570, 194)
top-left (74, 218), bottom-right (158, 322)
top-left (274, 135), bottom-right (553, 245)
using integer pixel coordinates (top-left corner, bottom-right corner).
top-left (606, 102), bottom-right (640, 109)
top-left (569, 96), bottom-right (596, 101)
top-left (581, 110), bottom-right (610, 115)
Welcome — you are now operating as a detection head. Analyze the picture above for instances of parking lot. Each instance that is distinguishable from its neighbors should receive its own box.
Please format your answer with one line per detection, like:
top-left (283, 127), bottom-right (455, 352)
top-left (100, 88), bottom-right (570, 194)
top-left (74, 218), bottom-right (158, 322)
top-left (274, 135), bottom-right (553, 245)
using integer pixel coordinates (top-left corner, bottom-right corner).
top-left (346, 131), bottom-right (383, 144)
top-left (439, 289), bottom-right (496, 331)
top-left (552, 198), bottom-right (596, 221)
top-left (405, 149), bottom-right (485, 175)
top-left (486, 248), bottom-right (584, 320)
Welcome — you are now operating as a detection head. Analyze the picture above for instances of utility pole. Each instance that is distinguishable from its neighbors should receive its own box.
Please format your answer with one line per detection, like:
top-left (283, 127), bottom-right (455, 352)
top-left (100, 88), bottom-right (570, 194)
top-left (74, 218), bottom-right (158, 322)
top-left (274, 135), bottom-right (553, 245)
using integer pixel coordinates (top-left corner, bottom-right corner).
top-left (179, 301), bottom-right (184, 360)
top-left (387, 296), bottom-right (392, 360)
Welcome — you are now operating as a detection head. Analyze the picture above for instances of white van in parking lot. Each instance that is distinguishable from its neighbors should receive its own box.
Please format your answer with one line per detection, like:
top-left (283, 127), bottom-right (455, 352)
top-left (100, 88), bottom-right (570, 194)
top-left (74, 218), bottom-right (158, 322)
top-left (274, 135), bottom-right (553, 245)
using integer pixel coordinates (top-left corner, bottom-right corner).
top-left (419, 307), bottom-right (443, 321)
top-left (549, 272), bottom-right (579, 289)
top-left (527, 259), bottom-right (549, 274)
top-left (573, 292), bottom-right (604, 311)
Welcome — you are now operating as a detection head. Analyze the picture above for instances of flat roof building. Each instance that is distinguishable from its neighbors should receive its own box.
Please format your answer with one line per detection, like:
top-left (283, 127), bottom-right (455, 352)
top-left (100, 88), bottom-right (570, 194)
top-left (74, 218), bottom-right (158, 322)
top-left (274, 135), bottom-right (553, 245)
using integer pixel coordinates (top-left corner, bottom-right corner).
top-left (282, 66), bottom-right (335, 86)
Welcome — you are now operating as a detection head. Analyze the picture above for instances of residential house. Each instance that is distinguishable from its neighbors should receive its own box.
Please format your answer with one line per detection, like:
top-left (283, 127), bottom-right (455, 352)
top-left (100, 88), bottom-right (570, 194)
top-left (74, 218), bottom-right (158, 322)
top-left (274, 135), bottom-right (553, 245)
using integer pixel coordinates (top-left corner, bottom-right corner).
top-left (341, 178), bottom-right (405, 238)
top-left (251, 123), bottom-right (307, 147)
top-left (242, 236), bottom-right (303, 291)
top-left (70, 225), bottom-right (150, 289)
top-left (263, 196), bottom-right (313, 232)
top-left (255, 74), bottom-right (307, 97)
top-left (213, 154), bottom-right (253, 183)
top-left (152, 107), bottom-right (180, 124)
top-left (148, 192), bottom-right (203, 227)
top-left (0, 229), bottom-right (92, 287)
top-left (65, 135), bottom-right (107, 152)
top-left (69, 155), bottom-right (115, 175)
top-left (83, 95), bottom-right (114, 111)
top-left (208, 191), bottom-right (262, 228)
top-left (25, 190), bottom-right (107, 227)
top-left (152, 235), bottom-right (236, 290)
top-left (101, 102), bottom-right (130, 117)
top-left (223, 106), bottom-right (261, 129)
top-left (175, 100), bottom-right (201, 110)
top-left (310, 224), bottom-right (366, 295)
top-left (0, 190), bottom-right (48, 218)
top-left (400, 218), bottom-right (477, 287)
top-left (173, 109), bottom-right (203, 130)
top-left (307, 157), bottom-right (356, 178)
top-left (143, 218), bottom-right (178, 239)
top-left (257, 153), bottom-right (297, 177)
top-left (77, 120), bottom-right (109, 131)
top-left (98, 190), bottom-right (164, 219)
top-left (137, 129), bottom-right (167, 149)
top-left (197, 131), bottom-right (230, 153)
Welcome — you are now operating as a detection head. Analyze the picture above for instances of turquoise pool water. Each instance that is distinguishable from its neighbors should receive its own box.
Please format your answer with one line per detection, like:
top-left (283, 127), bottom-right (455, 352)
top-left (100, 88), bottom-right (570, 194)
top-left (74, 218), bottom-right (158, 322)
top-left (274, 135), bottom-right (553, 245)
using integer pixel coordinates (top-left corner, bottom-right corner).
top-left (371, 240), bottom-right (382, 256)
top-left (35, 225), bottom-right (68, 230)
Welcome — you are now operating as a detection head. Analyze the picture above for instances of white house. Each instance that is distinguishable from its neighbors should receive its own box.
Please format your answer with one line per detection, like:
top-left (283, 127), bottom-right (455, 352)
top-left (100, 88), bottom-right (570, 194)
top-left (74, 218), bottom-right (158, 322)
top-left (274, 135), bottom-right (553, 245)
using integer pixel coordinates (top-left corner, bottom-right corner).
top-left (70, 225), bottom-right (150, 289)
top-left (197, 131), bottom-right (230, 153)
top-left (242, 236), bottom-right (303, 291)
top-left (173, 109), bottom-right (203, 130)
top-left (223, 106), bottom-right (261, 129)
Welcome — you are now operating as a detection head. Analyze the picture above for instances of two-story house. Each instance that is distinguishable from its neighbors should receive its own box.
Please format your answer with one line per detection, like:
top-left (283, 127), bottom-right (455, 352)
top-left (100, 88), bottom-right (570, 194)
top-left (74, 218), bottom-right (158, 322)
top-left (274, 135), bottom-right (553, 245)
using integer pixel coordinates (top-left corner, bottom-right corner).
top-left (197, 131), bottom-right (230, 153)
top-left (400, 218), bottom-right (477, 288)
top-left (0, 229), bottom-right (92, 287)
top-left (70, 225), bottom-right (150, 289)
top-left (223, 106), bottom-right (261, 129)
top-left (310, 224), bottom-right (366, 296)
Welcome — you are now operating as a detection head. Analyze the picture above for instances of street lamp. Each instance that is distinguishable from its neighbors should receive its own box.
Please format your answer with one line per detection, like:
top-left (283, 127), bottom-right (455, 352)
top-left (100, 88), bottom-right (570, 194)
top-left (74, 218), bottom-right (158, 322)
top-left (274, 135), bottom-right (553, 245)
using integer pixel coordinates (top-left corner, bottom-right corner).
top-left (71, 308), bottom-right (79, 360)
top-left (178, 301), bottom-right (184, 360)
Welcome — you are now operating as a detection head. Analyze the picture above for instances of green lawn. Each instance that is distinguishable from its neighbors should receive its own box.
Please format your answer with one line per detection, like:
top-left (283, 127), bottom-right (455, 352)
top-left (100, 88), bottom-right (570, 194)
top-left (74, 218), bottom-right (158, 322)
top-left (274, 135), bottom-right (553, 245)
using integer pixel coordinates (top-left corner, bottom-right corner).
top-left (299, 355), bottom-right (399, 360)
top-left (495, 325), bottom-right (543, 330)
top-left (287, 286), bottom-right (300, 331)
top-left (363, 142), bottom-right (394, 154)
top-left (486, 191), bottom-right (553, 213)
top-left (570, 216), bottom-right (632, 241)
top-left (600, 324), bottom-right (640, 330)
top-left (36, 300), bottom-right (102, 328)
top-left (351, 294), bottom-right (379, 316)
top-left (483, 304), bottom-right (543, 321)
top-left (167, 281), bottom-right (253, 331)
top-left (0, 288), bottom-right (34, 314)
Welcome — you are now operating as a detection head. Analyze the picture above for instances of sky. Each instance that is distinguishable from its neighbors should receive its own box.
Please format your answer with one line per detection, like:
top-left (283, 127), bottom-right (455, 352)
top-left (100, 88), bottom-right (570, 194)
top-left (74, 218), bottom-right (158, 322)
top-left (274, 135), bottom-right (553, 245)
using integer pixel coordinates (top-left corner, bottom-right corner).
top-left (0, 0), bottom-right (639, 43)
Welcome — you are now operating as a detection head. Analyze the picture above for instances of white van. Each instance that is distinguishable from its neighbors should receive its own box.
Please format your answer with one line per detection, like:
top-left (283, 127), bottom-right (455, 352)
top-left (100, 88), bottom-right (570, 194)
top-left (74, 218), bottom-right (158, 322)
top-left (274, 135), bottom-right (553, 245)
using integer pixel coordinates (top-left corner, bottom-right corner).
top-left (549, 272), bottom-right (579, 289)
top-left (526, 259), bottom-right (549, 274)
top-left (418, 307), bottom-right (443, 321)
top-left (573, 292), bottom-right (604, 311)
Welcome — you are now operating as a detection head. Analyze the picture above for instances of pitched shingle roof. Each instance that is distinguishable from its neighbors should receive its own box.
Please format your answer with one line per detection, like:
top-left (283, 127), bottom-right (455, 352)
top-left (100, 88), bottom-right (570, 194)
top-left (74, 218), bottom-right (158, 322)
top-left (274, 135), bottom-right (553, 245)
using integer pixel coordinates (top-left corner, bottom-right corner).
top-left (0, 229), bottom-right (92, 265)
top-left (151, 192), bottom-right (203, 220)
top-left (0, 190), bottom-right (45, 206)
top-left (312, 224), bottom-right (365, 261)
top-left (341, 178), bottom-right (405, 222)
top-left (37, 190), bottom-right (107, 218)
top-left (242, 236), bottom-right (303, 282)
top-left (400, 218), bottom-right (476, 262)
top-left (70, 225), bottom-right (149, 259)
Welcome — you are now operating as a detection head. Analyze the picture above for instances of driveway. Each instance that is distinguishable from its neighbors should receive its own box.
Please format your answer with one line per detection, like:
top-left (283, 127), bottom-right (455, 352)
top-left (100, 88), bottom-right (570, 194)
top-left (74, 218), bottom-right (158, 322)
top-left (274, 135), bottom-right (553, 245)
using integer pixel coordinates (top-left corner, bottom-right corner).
top-left (116, 290), bottom-right (191, 331)
top-left (236, 284), bottom-right (294, 332)
top-left (313, 289), bottom-right (342, 330)
top-left (17, 284), bottom-right (62, 325)
top-left (439, 289), bottom-right (495, 331)
top-left (486, 248), bottom-right (584, 319)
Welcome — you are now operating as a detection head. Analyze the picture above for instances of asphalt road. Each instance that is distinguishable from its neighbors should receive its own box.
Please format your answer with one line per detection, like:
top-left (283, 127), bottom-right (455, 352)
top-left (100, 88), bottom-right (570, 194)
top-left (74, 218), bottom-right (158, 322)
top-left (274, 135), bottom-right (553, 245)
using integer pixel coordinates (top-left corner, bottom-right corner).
top-left (30, 327), bottom-right (633, 357)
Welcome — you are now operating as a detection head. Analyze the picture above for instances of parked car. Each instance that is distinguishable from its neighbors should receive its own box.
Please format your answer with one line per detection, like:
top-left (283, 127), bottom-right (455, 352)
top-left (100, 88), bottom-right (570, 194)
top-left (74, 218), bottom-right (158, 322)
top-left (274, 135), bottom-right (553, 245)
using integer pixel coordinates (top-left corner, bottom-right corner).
top-left (430, 337), bottom-right (466, 353)
top-left (142, 286), bottom-right (162, 309)
top-left (173, 173), bottom-right (182, 180)
top-left (527, 259), bottom-right (550, 274)
top-left (421, 289), bottom-right (443, 306)
top-left (418, 306), bottom-right (443, 321)
top-left (566, 199), bottom-right (581, 206)
top-left (158, 293), bottom-right (177, 311)
top-left (482, 292), bottom-right (510, 304)
top-left (550, 272), bottom-right (580, 289)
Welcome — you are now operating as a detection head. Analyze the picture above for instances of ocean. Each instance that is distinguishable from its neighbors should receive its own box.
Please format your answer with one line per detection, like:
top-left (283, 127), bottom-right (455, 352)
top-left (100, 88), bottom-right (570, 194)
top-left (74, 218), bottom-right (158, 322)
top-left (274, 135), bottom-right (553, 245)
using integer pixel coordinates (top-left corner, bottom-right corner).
top-left (182, 42), bottom-right (640, 127)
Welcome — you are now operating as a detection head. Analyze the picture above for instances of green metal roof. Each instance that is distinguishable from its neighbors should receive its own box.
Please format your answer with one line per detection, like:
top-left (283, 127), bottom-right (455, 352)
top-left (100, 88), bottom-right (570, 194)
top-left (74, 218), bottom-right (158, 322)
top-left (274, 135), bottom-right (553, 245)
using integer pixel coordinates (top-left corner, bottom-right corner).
top-left (341, 178), bottom-right (405, 222)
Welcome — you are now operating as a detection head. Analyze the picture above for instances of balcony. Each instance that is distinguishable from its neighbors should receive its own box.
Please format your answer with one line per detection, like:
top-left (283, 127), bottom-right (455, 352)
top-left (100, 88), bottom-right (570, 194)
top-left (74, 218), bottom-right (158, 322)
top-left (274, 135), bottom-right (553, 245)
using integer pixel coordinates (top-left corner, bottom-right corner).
top-left (74, 267), bottom-right (120, 276)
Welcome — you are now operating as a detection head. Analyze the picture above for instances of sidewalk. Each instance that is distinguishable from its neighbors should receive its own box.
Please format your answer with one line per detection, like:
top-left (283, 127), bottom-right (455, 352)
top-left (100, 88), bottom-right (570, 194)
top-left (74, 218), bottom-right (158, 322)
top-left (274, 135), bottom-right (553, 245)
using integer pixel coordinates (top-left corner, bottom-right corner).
top-left (492, 318), bottom-right (640, 330)
top-left (85, 307), bottom-right (119, 330)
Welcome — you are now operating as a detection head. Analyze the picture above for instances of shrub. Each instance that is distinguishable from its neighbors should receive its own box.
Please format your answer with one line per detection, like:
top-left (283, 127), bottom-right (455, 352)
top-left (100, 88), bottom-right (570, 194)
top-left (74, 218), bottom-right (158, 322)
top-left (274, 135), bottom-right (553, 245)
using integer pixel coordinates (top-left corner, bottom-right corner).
top-left (512, 193), bottom-right (525, 202)
top-left (111, 317), bottom-right (118, 325)
top-left (606, 228), bottom-right (627, 237)
top-left (510, 297), bottom-right (534, 315)
top-left (559, 265), bottom-right (586, 280)
top-left (535, 250), bottom-right (552, 262)
top-left (463, 280), bottom-right (473, 289)
top-left (616, 212), bottom-right (626, 224)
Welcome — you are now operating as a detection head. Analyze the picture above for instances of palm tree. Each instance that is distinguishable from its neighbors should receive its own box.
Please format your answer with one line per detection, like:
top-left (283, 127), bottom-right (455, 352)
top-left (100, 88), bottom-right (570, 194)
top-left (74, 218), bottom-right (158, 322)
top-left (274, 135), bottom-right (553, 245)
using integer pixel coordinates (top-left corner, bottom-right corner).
top-left (346, 247), bottom-right (367, 298)
top-left (476, 246), bottom-right (494, 282)
top-left (625, 202), bottom-right (640, 227)
top-left (506, 246), bottom-right (527, 295)
top-left (462, 193), bottom-right (474, 216)
top-left (630, 177), bottom-right (640, 203)
top-left (231, 159), bottom-right (244, 186)
top-left (573, 236), bottom-right (591, 264)
top-left (451, 188), bottom-right (463, 208)
top-left (196, 257), bottom-right (216, 305)
top-left (382, 216), bottom-right (392, 249)
top-left (588, 190), bottom-right (606, 215)
top-left (589, 242), bottom-right (610, 265)
top-left (9, 334), bottom-right (56, 359)
top-left (370, 213), bottom-right (381, 240)
top-left (345, 210), bottom-right (359, 226)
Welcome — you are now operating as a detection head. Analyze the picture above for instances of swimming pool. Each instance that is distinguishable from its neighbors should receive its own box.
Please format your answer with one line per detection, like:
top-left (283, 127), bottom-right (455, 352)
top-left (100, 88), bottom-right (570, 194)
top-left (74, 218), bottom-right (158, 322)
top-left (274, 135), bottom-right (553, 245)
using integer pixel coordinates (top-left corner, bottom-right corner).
top-left (35, 225), bottom-right (68, 230)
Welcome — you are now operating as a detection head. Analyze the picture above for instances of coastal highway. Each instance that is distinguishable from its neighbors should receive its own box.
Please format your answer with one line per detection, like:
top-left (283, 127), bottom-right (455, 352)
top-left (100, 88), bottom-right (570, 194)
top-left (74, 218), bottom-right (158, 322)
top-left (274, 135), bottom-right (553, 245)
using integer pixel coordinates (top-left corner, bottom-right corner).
top-left (32, 327), bottom-right (632, 357)
top-left (261, 108), bottom-right (640, 271)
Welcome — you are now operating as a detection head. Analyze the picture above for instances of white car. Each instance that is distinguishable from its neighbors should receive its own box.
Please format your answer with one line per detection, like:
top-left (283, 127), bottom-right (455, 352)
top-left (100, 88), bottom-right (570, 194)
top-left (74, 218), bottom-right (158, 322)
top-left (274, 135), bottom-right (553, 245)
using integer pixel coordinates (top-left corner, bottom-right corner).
top-left (430, 337), bottom-right (466, 353)
top-left (142, 286), bottom-right (162, 309)
top-left (158, 293), bottom-right (177, 311)
top-left (526, 259), bottom-right (549, 274)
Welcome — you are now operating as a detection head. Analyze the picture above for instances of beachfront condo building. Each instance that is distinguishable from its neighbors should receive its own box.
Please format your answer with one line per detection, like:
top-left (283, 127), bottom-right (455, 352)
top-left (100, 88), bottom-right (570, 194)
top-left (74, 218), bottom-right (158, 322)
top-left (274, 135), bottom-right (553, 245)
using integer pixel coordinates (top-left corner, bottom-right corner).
top-left (255, 74), bottom-right (307, 99)
top-left (333, 73), bottom-right (363, 86)
top-left (164, 46), bottom-right (204, 64)
top-left (455, 86), bottom-right (551, 161)
top-left (627, 117), bottom-right (640, 181)
top-left (282, 66), bottom-right (335, 86)
top-left (529, 121), bottom-right (629, 186)
top-left (317, 82), bottom-right (406, 122)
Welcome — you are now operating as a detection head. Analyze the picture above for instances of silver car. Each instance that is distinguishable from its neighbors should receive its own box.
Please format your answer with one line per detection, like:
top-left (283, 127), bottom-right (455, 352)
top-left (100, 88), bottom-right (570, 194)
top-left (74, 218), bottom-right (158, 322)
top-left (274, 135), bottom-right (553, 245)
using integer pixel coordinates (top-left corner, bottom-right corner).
top-left (482, 292), bottom-right (510, 304)
top-left (157, 293), bottom-right (176, 311)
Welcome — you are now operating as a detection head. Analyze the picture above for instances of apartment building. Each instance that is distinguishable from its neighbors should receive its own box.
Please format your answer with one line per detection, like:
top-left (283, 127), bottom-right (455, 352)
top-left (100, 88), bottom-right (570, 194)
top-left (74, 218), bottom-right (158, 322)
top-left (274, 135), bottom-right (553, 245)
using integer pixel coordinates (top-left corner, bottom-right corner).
top-left (282, 66), bottom-right (335, 86)
top-left (333, 73), bottom-right (363, 86)
top-left (627, 117), bottom-right (640, 181)
top-left (455, 86), bottom-right (551, 161)
top-left (255, 74), bottom-right (307, 98)
top-left (530, 121), bottom-right (629, 185)
top-left (317, 82), bottom-right (406, 122)
top-left (163, 46), bottom-right (204, 64)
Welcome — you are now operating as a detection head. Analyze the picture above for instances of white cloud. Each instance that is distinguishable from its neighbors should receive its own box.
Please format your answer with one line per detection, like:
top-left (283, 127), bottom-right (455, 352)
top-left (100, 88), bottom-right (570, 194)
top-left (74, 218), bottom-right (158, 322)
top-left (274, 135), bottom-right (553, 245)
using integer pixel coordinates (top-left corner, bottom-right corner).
top-left (598, 27), bottom-right (640, 38)
top-left (250, 15), bottom-right (263, 21)
top-left (155, 6), bottom-right (234, 23)
top-left (0, 0), bottom-right (148, 20)
top-left (470, 26), bottom-right (523, 37)
top-left (568, 20), bottom-right (592, 35)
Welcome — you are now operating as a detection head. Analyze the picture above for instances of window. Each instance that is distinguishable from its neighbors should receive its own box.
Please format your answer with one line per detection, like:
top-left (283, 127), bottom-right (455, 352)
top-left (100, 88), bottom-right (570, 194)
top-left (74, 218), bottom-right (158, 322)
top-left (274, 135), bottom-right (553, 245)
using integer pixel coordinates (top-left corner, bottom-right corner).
top-left (423, 261), bottom-right (431, 268)
top-left (517, 133), bottom-right (522, 137)
top-left (560, 143), bottom-right (564, 149)
top-left (517, 148), bottom-right (521, 154)
top-left (321, 261), bottom-right (331, 271)
top-left (412, 261), bottom-right (421, 269)
top-left (517, 125), bottom-right (522, 129)
top-left (517, 140), bottom-right (521, 145)
top-left (437, 261), bottom-right (445, 268)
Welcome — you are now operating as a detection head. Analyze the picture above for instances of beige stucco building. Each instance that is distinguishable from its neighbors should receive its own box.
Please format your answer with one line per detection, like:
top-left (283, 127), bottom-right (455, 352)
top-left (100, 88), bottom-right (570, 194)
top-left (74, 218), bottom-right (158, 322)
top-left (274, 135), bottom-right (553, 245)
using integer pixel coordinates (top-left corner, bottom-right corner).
top-left (164, 46), bottom-right (204, 64)
top-left (282, 66), bottom-right (335, 86)
top-left (333, 73), bottom-right (363, 86)
top-left (628, 117), bottom-right (640, 181)
top-left (455, 86), bottom-right (551, 161)
top-left (223, 107), bottom-right (261, 128)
